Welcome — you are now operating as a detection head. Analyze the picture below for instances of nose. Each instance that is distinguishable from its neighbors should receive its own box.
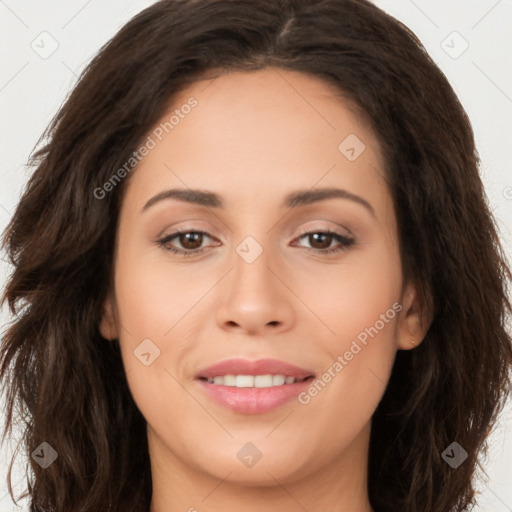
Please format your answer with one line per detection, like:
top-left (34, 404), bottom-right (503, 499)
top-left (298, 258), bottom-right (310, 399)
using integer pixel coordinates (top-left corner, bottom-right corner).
top-left (215, 241), bottom-right (295, 336)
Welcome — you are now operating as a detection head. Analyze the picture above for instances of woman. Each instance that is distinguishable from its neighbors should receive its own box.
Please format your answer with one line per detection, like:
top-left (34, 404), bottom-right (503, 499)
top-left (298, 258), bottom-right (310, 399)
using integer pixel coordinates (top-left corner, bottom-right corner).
top-left (1, 1), bottom-right (511, 511)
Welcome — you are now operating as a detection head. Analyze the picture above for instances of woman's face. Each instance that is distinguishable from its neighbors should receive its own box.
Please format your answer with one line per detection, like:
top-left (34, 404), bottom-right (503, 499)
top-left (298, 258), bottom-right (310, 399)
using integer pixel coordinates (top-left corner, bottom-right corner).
top-left (101, 68), bottom-right (424, 492)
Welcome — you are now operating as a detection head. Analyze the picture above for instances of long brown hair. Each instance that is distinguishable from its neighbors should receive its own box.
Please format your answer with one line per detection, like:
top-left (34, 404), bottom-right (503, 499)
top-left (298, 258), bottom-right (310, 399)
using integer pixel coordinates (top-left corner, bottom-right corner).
top-left (1, 1), bottom-right (511, 511)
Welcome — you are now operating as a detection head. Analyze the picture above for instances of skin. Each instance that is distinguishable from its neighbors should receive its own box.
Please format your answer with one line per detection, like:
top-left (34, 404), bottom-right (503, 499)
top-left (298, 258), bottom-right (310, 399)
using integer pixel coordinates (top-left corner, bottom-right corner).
top-left (100, 67), bottom-right (429, 512)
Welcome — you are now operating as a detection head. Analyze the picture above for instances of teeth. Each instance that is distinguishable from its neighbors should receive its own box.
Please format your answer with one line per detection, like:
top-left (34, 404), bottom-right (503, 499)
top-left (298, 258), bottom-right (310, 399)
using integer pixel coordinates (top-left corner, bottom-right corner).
top-left (206, 374), bottom-right (302, 387)
top-left (223, 375), bottom-right (236, 386)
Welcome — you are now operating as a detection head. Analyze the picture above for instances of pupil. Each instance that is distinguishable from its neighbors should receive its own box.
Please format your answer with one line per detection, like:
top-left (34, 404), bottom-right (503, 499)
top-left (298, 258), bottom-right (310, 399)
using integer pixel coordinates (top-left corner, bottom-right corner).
top-left (310, 233), bottom-right (331, 249)
top-left (181, 232), bottom-right (202, 249)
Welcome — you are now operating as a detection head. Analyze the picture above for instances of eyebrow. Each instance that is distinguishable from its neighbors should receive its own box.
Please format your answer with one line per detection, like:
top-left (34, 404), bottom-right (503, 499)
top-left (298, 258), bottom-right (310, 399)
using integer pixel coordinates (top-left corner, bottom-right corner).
top-left (141, 187), bottom-right (375, 217)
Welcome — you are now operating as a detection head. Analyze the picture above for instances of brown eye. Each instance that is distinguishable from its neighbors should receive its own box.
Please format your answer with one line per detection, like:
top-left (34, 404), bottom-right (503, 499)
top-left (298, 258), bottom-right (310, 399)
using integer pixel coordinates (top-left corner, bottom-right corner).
top-left (177, 232), bottom-right (204, 250)
top-left (307, 232), bottom-right (334, 250)
top-left (156, 230), bottom-right (215, 256)
top-left (293, 229), bottom-right (355, 254)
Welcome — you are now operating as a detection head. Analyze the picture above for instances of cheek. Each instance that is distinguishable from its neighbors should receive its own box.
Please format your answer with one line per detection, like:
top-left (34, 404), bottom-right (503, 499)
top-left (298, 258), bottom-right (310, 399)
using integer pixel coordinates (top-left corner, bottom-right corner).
top-left (298, 239), bottom-right (401, 407)
top-left (318, 283), bottom-right (399, 403)
top-left (297, 286), bottom-right (400, 455)
top-left (113, 249), bottom-right (212, 337)
top-left (302, 239), bottom-right (402, 345)
top-left (112, 247), bottom-right (213, 397)
top-left (111, 252), bottom-right (201, 428)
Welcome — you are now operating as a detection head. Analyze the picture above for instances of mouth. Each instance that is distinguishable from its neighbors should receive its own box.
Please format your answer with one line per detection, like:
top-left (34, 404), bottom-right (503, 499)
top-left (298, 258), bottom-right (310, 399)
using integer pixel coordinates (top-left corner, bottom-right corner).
top-left (195, 358), bottom-right (316, 414)
top-left (198, 374), bottom-right (313, 387)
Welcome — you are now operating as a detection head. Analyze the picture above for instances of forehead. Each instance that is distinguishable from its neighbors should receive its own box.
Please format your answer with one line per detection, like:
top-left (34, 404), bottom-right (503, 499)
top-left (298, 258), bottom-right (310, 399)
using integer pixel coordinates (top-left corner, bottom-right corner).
top-left (123, 67), bottom-right (388, 213)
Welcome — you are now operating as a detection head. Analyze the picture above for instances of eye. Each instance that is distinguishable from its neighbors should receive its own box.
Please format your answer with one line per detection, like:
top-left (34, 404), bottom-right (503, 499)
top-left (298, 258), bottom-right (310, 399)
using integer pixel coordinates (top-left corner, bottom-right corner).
top-left (292, 229), bottom-right (355, 254)
top-left (155, 227), bottom-right (355, 257)
top-left (156, 229), bottom-right (217, 257)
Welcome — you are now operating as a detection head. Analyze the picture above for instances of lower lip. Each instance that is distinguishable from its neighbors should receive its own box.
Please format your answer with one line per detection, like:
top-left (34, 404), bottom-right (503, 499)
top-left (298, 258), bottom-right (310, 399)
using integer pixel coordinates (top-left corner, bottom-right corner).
top-left (197, 377), bottom-right (314, 414)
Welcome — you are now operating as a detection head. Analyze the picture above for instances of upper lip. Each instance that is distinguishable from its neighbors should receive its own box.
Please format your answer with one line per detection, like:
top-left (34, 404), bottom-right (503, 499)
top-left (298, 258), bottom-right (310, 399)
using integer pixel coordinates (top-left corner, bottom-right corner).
top-left (195, 358), bottom-right (316, 380)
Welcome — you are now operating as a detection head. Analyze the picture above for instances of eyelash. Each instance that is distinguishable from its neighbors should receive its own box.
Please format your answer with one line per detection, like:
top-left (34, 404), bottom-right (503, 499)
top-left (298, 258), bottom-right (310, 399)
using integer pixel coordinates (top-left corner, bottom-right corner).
top-left (156, 227), bottom-right (355, 257)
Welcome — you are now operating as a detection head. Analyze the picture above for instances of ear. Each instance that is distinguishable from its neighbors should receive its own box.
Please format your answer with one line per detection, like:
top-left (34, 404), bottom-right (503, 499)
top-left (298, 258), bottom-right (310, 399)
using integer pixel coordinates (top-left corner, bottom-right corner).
top-left (99, 293), bottom-right (119, 341)
top-left (396, 279), bottom-right (432, 350)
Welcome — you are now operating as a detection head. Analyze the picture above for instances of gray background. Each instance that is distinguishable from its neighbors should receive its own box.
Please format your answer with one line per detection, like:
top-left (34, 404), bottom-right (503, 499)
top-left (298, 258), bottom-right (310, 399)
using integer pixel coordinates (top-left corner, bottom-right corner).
top-left (0, 1), bottom-right (511, 510)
